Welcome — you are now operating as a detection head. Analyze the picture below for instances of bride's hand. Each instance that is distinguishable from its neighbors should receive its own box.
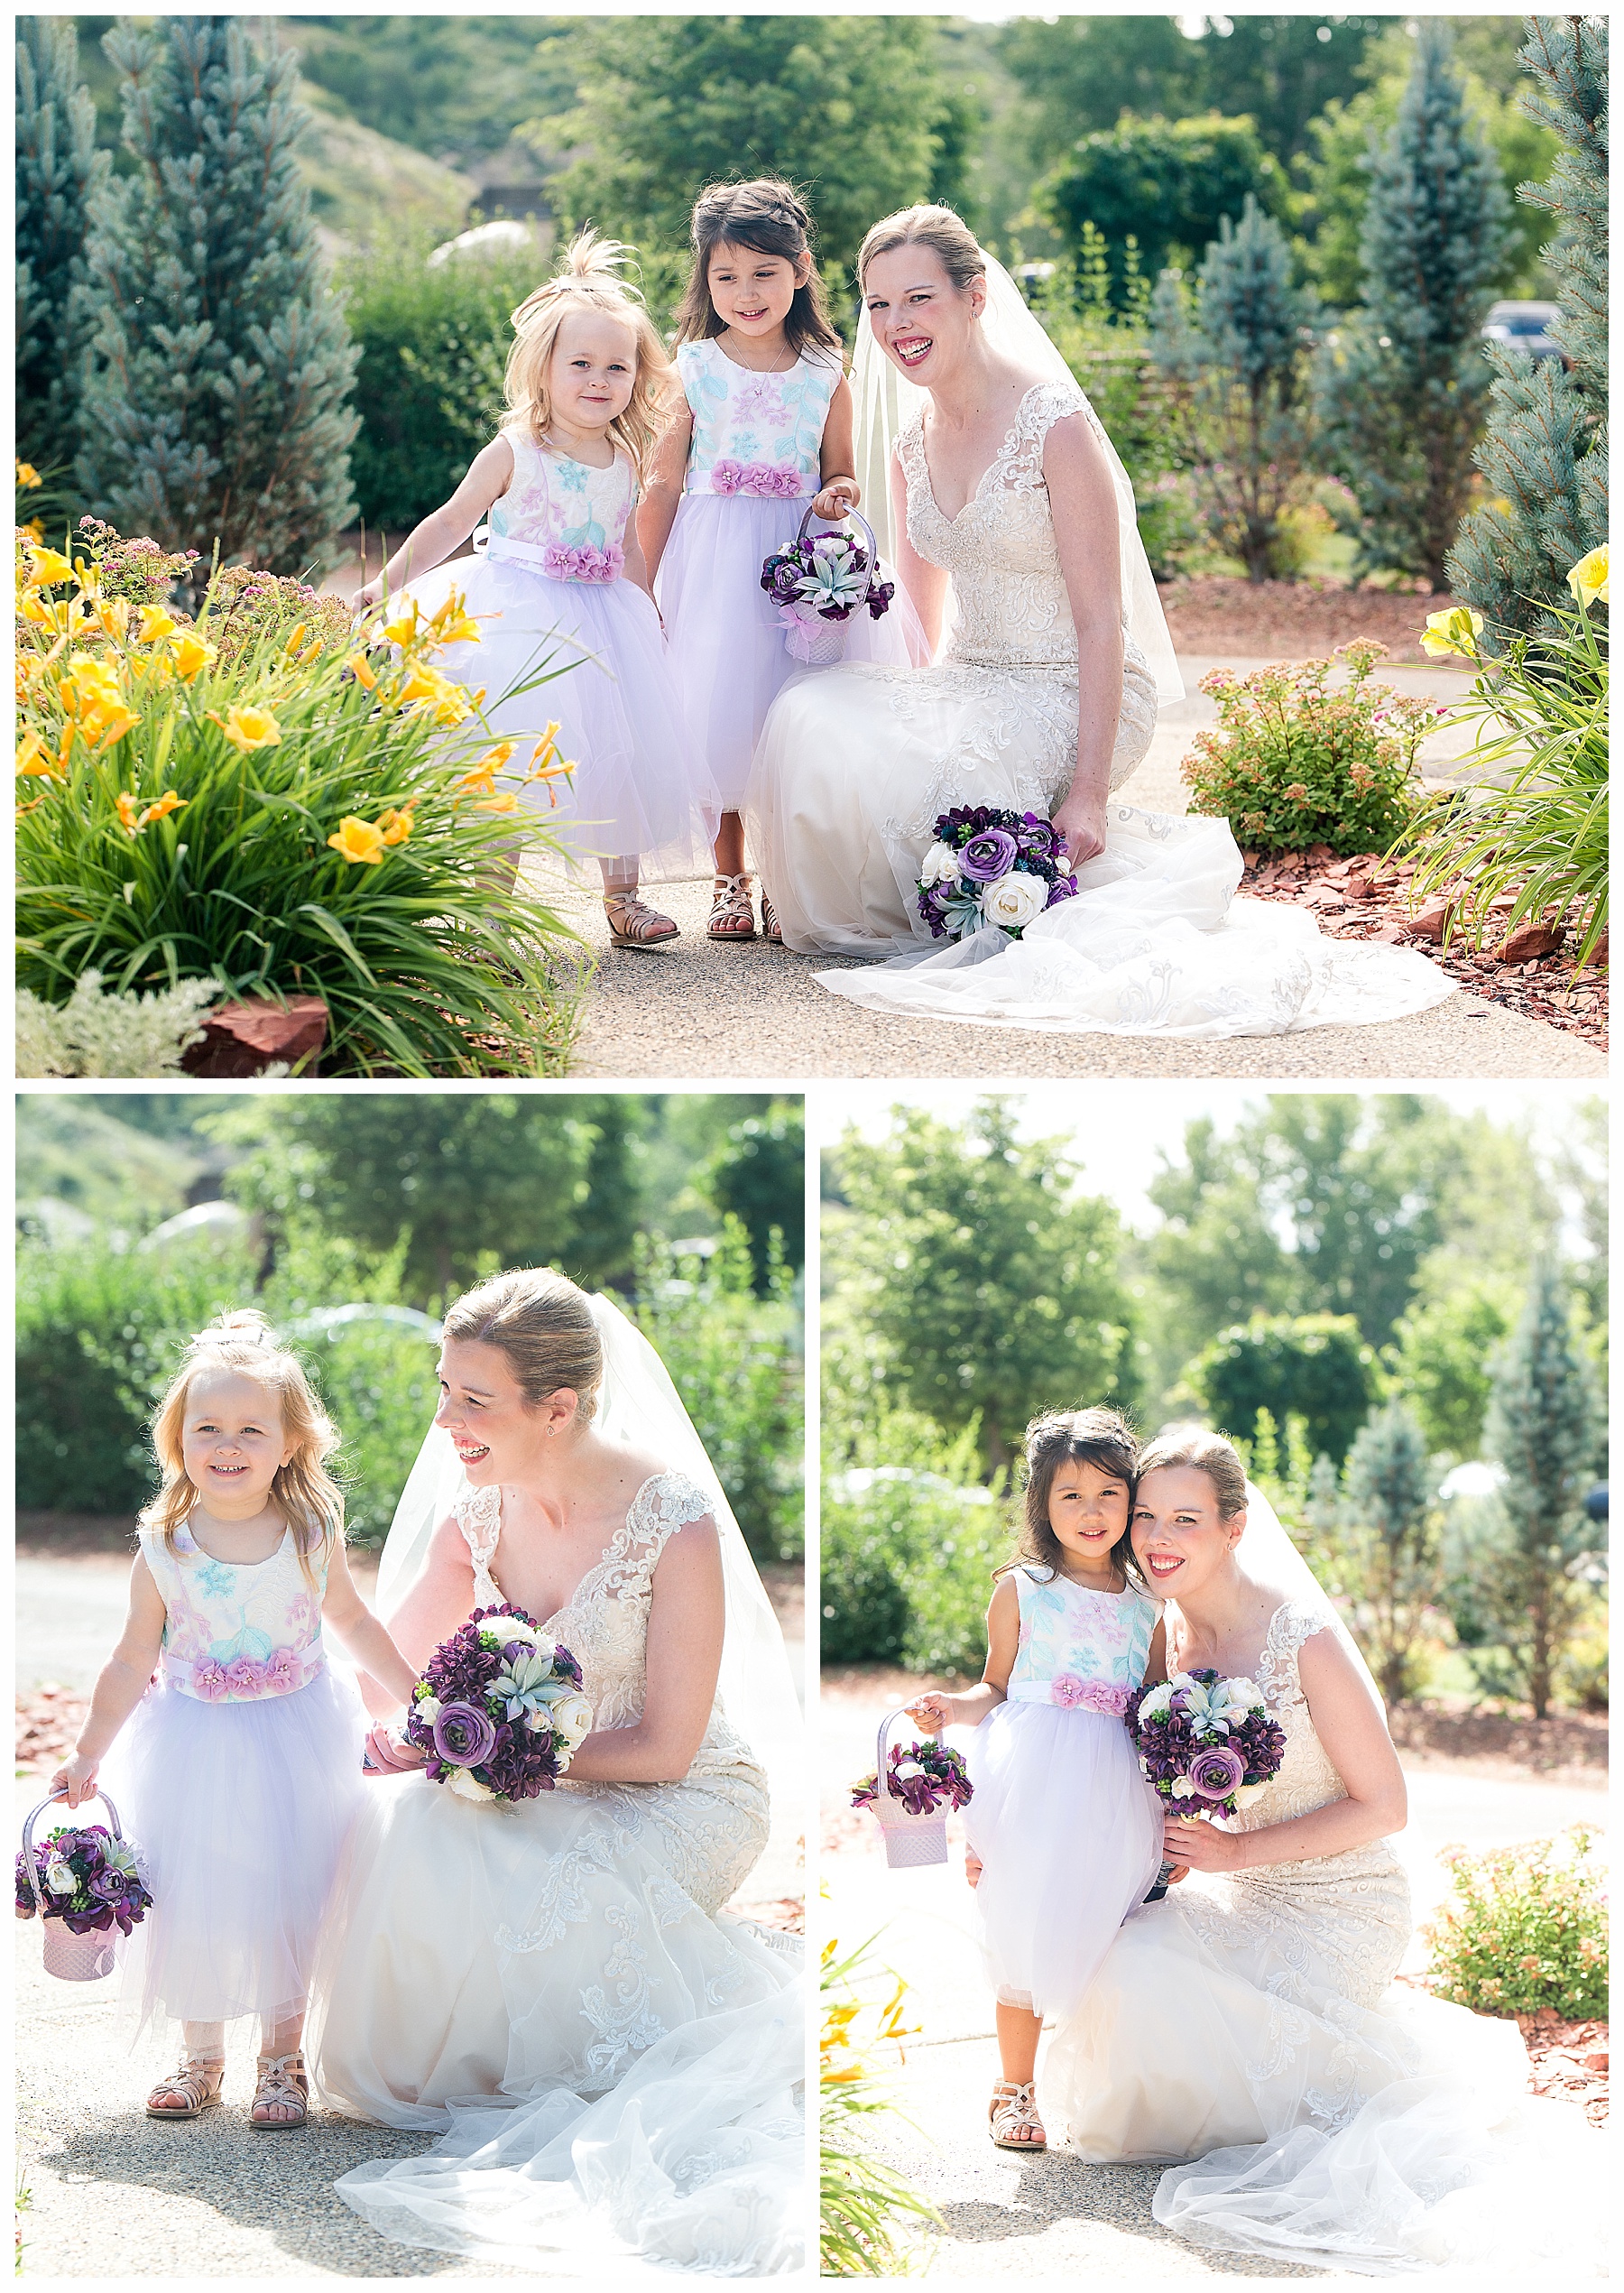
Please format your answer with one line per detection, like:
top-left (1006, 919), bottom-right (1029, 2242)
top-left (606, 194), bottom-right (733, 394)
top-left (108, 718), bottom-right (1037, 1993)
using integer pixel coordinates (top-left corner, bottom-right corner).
top-left (1051, 795), bottom-right (1107, 872)
top-left (1163, 1814), bottom-right (1245, 1872)
top-left (363, 1723), bottom-right (426, 1777)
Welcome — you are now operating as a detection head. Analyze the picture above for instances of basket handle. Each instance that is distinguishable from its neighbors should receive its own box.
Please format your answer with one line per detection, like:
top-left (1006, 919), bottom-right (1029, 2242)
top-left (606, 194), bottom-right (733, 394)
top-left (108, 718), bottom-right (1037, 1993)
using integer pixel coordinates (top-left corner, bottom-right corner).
top-left (794, 500), bottom-right (878, 612)
top-left (874, 1705), bottom-right (923, 1798)
top-left (20, 1784), bottom-right (125, 1910)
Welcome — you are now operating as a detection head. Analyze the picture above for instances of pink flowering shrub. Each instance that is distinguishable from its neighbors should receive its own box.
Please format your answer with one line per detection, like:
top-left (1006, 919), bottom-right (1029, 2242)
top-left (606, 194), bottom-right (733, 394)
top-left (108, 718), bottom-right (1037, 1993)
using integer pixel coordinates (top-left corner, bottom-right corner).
top-left (1422, 1826), bottom-right (1608, 2020)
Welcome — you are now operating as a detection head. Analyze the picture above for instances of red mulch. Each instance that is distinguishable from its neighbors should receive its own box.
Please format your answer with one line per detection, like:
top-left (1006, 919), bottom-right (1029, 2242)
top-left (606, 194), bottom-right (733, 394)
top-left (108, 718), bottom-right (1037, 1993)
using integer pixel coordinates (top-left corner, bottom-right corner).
top-left (1238, 843), bottom-right (1607, 1052)
top-left (1159, 577), bottom-right (1463, 665)
top-left (1518, 2013), bottom-right (1609, 2128)
top-left (1386, 1701), bottom-right (1608, 1780)
top-left (15, 1683), bottom-right (88, 1775)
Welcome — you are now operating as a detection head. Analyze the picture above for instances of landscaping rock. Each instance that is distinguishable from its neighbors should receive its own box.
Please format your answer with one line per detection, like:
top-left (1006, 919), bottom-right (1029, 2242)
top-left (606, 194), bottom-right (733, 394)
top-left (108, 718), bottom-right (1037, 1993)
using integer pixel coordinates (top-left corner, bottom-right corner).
top-left (1498, 921), bottom-right (1565, 964)
top-left (180, 995), bottom-right (328, 1077)
top-left (1403, 895), bottom-right (1453, 942)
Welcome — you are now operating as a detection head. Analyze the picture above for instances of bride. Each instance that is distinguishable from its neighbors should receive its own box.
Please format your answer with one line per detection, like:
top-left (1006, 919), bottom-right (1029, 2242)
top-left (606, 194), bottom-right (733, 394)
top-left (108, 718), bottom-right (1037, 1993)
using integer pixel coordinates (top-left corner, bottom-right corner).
top-left (309, 1271), bottom-right (802, 2272)
top-left (1046, 1425), bottom-right (1602, 2275)
top-left (746, 206), bottom-right (1457, 1040)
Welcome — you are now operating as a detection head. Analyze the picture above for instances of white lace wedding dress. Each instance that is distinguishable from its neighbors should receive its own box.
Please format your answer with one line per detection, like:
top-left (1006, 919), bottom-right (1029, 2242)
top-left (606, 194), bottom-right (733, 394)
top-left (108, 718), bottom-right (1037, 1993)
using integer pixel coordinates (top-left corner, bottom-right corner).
top-left (1046, 1601), bottom-right (1603, 2276)
top-left (747, 384), bottom-right (1456, 1040)
top-left (310, 1472), bottom-right (803, 2275)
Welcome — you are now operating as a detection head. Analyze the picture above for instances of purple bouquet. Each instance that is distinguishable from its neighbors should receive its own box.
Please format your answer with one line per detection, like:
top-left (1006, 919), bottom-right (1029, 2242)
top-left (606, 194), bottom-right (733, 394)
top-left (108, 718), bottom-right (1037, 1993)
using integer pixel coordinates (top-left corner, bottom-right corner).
top-left (917, 806), bottom-right (1078, 940)
top-left (15, 1820), bottom-right (152, 1937)
top-left (1126, 1669), bottom-right (1287, 1822)
top-left (851, 1738), bottom-right (973, 1817)
top-left (403, 1604), bottom-right (593, 1806)
top-left (760, 532), bottom-right (894, 634)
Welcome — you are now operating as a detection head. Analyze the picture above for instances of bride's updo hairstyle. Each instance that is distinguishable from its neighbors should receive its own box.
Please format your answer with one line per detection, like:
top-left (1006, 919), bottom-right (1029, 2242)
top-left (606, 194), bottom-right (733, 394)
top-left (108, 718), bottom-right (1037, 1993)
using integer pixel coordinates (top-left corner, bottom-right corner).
top-left (441, 1269), bottom-right (604, 1425)
top-left (856, 203), bottom-right (985, 296)
top-left (1135, 1424), bottom-right (1249, 1519)
top-left (999, 1406), bottom-right (1141, 1586)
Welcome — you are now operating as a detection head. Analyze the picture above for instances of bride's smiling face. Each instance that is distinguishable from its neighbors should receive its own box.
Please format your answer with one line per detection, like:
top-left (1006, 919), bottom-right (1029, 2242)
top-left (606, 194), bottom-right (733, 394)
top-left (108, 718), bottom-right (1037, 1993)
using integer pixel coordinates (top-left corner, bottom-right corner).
top-left (1131, 1465), bottom-right (1246, 1599)
top-left (863, 245), bottom-right (985, 390)
top-left (434, 1340), bottom-right (573, 1483)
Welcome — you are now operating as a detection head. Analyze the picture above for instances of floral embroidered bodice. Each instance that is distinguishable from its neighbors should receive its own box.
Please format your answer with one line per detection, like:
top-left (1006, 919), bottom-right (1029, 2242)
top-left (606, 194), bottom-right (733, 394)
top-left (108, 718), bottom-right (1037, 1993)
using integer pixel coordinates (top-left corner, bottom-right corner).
top-left (141, 1519), bottom-right (327, 1703)
top-left (678, 338), bottom-right (839, 497)
top-left (1006, 1566), bottom-right (1158, 1713)
top-left (486, 428), bottom-right (634, 579)
top-left (454, 1472), bottom-right (757, 1776)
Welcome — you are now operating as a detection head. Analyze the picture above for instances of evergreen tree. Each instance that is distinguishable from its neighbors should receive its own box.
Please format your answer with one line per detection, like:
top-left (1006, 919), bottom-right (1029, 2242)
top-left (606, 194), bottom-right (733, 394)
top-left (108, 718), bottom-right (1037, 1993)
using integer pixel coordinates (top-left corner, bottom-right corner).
top-left (15, 17), bottom-right (109, 473)
top-left (1341, 1402), bottom-right (1443, 1704)
top-left (1151, 195), bottom-right (1317, 580)
top-left (1314, 23), bottom-right (1509, 587)
top-left (76, 18), bottom-right (358, 570)
top-left (1447, 16), bottom-right (1608, 639)
top-left (1477, 1262), bottom-right (1601, 1716)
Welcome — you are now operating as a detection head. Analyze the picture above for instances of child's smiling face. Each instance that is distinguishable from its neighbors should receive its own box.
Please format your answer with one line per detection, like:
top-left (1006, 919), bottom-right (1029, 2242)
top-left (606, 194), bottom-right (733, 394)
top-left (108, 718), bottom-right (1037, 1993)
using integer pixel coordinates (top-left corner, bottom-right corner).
top-left (181, 1370), bottom-right (294, 1516)
top-left (1047, 1456), bottom-right (1131, 1570)
top-left (547, 309), bottom-right (639, 433)
top-left (706, 239), bottom-right (809, 342)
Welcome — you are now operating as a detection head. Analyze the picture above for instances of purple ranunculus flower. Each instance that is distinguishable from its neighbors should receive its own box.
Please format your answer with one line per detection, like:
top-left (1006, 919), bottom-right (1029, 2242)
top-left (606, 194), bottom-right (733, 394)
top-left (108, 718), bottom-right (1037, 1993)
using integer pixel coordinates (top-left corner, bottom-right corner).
top-left (432, 1700), bottom-right (499, 1769)
top-left (1188, 1744), bottom-right (1247, 1801)
top-left (89, 1866), bottom-right (130, 1903)
top-left (1046, 873), bottom-right (1079, 909)
top-left (958, 828), bottom-right (1019, 883)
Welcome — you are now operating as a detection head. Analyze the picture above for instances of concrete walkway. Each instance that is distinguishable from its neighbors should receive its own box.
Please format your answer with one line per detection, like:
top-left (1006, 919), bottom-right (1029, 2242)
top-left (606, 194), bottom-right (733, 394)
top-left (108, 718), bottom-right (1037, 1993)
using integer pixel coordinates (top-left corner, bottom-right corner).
top-left (526, 657), bottom-right (1601, 1080)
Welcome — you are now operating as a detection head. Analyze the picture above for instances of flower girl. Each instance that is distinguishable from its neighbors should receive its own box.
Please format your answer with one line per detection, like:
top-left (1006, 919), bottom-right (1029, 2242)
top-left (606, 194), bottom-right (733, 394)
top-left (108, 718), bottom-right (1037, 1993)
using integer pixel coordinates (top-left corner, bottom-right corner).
top-left (356, 233), bottom-right (716, 948)
top-left (908, 1409), bottom-right (1165, 2152)
top-left (53, 1313), bottom-right (420, 2130)
top-left (639, 179), bottom-right (918, 943)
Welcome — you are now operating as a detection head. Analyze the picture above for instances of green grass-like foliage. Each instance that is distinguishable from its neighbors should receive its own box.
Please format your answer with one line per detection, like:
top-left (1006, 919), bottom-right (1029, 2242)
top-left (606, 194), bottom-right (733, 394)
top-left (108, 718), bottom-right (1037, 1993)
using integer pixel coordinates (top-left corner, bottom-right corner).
top-left (1423, 1826), bottom-right (1608, 2021)
top-left (1183, 640), bottom-right (1433, 856)
top-left (821, 1929), bottom-right (938, 2274)
top-left (17, 524), bottom-right (583, 1077)
top-left (1399, 594), bottom-right (1608, 965)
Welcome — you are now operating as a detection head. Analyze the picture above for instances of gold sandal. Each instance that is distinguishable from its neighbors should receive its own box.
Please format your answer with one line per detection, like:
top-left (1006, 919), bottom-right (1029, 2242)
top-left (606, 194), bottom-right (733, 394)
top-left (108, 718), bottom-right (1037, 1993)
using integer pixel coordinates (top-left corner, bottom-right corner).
top-left (251, 2048), bottom-right (309, 2131)
top-left (707, 874), bottom-right (757, 942)
top-left (988, 2077), bottom-right (1046, 2151)
top-left (146, 2057), bottom-right (225, 2121)
top-left (604, 892), bottom-right (679, 948)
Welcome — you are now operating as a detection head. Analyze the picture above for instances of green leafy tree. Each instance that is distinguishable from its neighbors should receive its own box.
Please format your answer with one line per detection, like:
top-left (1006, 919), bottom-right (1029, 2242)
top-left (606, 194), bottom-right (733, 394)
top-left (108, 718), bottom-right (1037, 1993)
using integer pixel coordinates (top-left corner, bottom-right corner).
top-left (1475, 1262), bottom-right (1603, 1716)
top-left (828, 1100), bottom-right (1137, 1477)
top-left (1384, 1274), bottom-right (1522, 1460)
top-left (77, 17), bottom-right (359, 569)
top-left (543, 17), bottom-right (956, 273)
top-left (700, 1100), bottom-right (806, 1290)
top-left (1341, 1401), bottom-right (1444, 1702)
top-left (1447, 15), bottom-right (1608, 639)
top-left (291, 15), bottom-right (581, 162)
top-left (1178, 1312), bottom-right (1377, 1467)
top-left (1314, 23), bottom-right (1510, 587)
top-left (1150, 194), bottom-right (1316, 579)
top-left (16, 17), bottom-right (110, 476)
top-left (1038, 111), bottom-right (1290, 299)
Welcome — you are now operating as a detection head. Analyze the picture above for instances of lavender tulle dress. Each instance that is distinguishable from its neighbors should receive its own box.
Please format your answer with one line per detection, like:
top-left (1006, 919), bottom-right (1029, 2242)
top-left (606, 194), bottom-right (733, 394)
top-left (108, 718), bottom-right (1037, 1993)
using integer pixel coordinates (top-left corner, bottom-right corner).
top-left (102, 1520), bottom-right (366, 2038)
top-left (963, 1566), bottom-right (1163, 2022)
top-left (656, 337), bottom-right (920, 812)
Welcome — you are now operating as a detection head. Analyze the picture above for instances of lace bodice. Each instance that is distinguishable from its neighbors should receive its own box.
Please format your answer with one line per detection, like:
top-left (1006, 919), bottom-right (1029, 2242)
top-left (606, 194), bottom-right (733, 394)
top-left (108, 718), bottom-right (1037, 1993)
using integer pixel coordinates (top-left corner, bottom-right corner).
top-left (1006, 1567), bottom-right (1158, 1710)
top-left (454, 1473), bottom-right (754, 1770)
top-left (678, 337), bottom-right (839, 496)
top-left (486, 429), bottom-right (634, 578)
top-left (141, 1521), bottom-right (328, 1704)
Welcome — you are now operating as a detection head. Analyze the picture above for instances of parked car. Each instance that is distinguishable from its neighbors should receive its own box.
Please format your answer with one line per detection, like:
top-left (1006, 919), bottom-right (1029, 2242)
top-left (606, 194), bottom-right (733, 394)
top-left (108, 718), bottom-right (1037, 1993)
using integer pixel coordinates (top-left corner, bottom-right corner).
top-left (1481, 300), bottom-right (1568, 365)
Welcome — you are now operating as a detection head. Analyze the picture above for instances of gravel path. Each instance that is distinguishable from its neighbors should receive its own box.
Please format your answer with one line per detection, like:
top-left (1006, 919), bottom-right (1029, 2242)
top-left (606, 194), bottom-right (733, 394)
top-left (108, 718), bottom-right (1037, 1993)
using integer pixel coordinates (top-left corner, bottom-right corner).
top-left (526, 657), bottom-right (1601, 1080)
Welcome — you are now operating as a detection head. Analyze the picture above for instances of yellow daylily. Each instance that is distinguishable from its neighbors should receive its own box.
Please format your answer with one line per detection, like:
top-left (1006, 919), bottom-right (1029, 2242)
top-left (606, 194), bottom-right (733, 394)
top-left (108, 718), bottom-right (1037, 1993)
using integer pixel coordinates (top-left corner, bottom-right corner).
top-left (26, 544), bottom-right (74, 587)
top-left (70, 557), bottom-right (102, 598)
top-left (136, 791), bottom-right (188, 829)
top-left (377, 801), bottom-right (416, 846)
top-left (21, 518), bottom-right (43, 544)
top-left (79, 699), bottom-right (141, 751)
top-left (15, 460), bottom-right (42, 489)
top-left (14, 729), bottom-right (64, 781)
top-left (327, 814), bottom-right (386, 865)
top-left (383, 602), bottom-right (425, 651)
top-left (345, 650), bottom-right (378, 691)
top-left (138, 604), bottom-right (180, 644)
top-left (115, 791), bottom-right (142, 834)
top-left (427, 590), bottom-right (483, 648)
top-left (171, 633), bottom-right (217, 682)
top-left (455, 762), bottom-right (499, 799)
top-left (211, 703), bottom-right (282, 753)
top-left (1566, 547), bottom-right (1609, 607)
top-left (95, 598), bottom-right (134, 643)
top-left (475, 791), bottom-right (521, 813)
top-left (17, 585), bottom-right (49, 625)
top-left (1420, 606), bottom-right (1485, 661)
top-left (60, 653), bottom-right (126, 712)
top-left (283, 621), bottom-right (309, 655)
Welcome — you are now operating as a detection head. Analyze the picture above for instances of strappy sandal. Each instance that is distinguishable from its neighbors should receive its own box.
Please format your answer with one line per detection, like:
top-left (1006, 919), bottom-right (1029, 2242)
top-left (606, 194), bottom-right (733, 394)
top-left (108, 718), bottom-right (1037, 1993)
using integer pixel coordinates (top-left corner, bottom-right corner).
top-left (707, 873), bottom-right (757, 942)
top-left (604, 892), bottom-right (678, 949)
top-left (760, 889), bottom-right (784, 946)
top-left (988, 2078), bottom-right (1047, 2151)
top-left (250, 2048), bottom-right (309, 2131)
top-left (146, 2057), bottom-right (225, 2121)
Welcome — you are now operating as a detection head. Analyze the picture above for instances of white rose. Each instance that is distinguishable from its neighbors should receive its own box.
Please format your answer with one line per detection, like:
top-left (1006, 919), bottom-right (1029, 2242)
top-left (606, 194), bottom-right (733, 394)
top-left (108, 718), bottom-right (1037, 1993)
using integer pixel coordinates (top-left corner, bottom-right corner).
top-left (1223, 1678), bottom-right (1264, 1711)
top-left (982, 871), bottom-right (1047, 930)
top-left (1138, 1682), bottom-right (1173, 1716)
top-left (415, 1694), bottom-right (441, 1725)
top-left (552, 1693), bottom-right (595, 1749)
top-left (446, 1767), bottom-right (494, 1803)
top-left (499, 1619), bottom-right (540, 1645)
top-left (1170, 1778), bottom-right (1195, 1799)
top-left (44, 1857), bottom-right (77, 1897)
top-left (1232, 1783), bottom-right (1268, 1807)
top-left (919, 840), bottom-right (963, 889)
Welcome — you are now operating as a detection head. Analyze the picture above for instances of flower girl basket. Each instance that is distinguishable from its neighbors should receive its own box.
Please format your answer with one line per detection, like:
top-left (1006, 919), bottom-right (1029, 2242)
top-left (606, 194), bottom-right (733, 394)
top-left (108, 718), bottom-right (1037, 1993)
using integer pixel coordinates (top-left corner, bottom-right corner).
top-left (866, 1707), bottom-right (952, 1869)
top-left (780, 504), bottom-right (879, 667)
top-left (21, 1786), bottom-right (127, 1981)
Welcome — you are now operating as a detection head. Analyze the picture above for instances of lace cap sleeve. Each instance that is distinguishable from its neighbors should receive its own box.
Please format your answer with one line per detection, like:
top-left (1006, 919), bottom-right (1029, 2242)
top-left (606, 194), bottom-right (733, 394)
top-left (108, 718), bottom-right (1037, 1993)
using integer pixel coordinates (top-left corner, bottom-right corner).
top-left (1257, 1598), bottom-right (1336, 1710)
top-left (453, 1483), bottom-right (502, 1571)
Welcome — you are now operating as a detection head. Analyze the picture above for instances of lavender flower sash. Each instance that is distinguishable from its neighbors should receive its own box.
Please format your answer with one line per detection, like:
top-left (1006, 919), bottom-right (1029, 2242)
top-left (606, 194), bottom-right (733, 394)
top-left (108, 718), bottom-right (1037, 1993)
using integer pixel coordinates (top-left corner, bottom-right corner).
top-left (163, 1646), bottom-right (326, 1704)
top-left (479, 532), bottom-right (624, 584)
top-left (1007, 1678), bottom-right (1131, 1715)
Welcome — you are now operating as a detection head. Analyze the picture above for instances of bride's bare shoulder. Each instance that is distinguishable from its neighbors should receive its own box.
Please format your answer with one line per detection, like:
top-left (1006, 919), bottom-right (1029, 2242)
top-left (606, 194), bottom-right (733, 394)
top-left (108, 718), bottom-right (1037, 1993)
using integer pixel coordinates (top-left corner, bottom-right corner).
top-left (594, 1440), bottom-right (695, 1509)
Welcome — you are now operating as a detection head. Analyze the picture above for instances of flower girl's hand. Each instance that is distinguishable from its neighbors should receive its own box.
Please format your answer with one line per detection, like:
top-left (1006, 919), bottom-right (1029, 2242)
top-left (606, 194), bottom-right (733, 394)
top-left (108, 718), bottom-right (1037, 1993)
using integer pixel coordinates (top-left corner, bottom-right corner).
top-left (906, 1691), bottom-right (955, 1734)
top-left (363, 1724), bottom-right (426, 1777)
top-left (811, 478), bottom-right (859, 522)
top-left (51, 1750), bottom-right (99, 1809)
top-left (352, 578), bottom-right (384, 613)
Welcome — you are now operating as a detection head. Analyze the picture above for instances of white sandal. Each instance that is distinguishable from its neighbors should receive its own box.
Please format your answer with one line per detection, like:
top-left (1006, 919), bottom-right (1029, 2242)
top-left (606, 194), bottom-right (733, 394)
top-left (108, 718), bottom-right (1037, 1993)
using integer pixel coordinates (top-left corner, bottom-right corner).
top-left (251, 2048), bottom-right (309, 2131)
top-left (707, 873), bottom-right (757, 941)
top-left (604, 892), bottom-right (678, 948)
top-left (145, 2056), bottom-right (225, 2121)
top-left (988, 2077), bottom-right (1047, 2151)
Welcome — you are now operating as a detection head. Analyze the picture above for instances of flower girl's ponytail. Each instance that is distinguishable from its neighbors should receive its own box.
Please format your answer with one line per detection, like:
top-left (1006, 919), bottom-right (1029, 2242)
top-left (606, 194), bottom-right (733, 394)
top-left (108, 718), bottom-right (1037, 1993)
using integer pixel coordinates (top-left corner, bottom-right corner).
top-left (504, 228), bottom-right (672, 477)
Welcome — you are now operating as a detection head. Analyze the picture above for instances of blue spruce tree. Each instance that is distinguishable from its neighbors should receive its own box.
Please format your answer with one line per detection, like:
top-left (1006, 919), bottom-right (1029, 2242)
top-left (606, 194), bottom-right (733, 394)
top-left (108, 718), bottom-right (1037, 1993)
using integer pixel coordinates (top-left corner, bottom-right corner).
top-left (76, 17), bottom-right (358, 570)
top-left (1315, 23), bottom-right (1509, 588)
top-left (1447, 16), bottom-right (1607, 639)
top-left (15, 18), bottom-right (109, 475)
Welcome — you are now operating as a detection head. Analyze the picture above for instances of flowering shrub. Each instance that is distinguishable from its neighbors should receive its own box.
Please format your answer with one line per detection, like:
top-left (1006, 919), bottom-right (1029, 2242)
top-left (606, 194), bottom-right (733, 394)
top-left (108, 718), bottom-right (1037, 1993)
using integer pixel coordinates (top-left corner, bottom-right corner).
top-left (1423, 1826), bottom-right (1608, 2020)
top-left (15, 521), bottom-right (582, 1077)
top-left (821, 1930), bottom-right (937, 2273)
top-left (1183, 641), bottom-right (1437, 856)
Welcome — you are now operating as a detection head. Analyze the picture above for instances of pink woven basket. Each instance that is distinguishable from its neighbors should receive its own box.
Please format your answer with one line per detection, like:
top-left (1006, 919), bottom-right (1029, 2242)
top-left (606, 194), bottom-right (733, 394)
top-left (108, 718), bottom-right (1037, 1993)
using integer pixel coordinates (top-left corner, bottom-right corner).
top-left (866, 1707), bottom-right (951, 1869)
top-left (779, 504), bottom-right (879, 667)
top-left (21, 1787), bottom-right (129, 1982)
